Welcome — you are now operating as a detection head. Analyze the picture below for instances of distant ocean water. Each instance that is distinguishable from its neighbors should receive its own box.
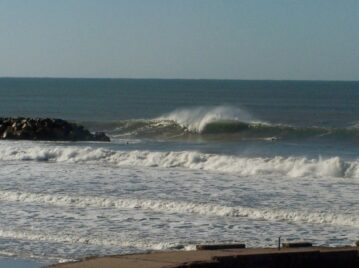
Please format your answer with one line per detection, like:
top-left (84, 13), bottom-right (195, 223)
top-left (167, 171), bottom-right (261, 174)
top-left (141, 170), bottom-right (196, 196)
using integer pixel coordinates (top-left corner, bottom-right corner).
top-left (0, 78), bottom-right (358, 265)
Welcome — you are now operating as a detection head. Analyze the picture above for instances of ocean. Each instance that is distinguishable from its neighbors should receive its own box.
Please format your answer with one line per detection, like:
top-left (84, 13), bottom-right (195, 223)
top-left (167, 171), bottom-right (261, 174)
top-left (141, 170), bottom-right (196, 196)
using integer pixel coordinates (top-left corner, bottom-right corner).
top-left (0, 78), bottom-right (358, 265)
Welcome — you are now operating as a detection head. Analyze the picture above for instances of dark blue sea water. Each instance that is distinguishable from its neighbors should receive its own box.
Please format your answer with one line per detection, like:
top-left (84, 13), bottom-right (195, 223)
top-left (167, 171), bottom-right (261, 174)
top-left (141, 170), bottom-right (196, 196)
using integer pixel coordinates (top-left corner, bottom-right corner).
top-left (0, 78), bottom-right (358, 264)
top-left (1, 78), bottom-right (358, 126)
top-left (1, 78), bottom-right (358, 158)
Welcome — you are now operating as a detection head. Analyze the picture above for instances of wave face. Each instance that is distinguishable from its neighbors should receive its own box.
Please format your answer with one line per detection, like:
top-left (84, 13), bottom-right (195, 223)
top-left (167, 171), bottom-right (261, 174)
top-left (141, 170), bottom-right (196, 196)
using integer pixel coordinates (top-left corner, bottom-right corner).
top-left (157, 106), bottom-right (258, 132)
top-left (82, 106), bottom-right (359, 141)
top-left (1, 144), bottom-right (358, 179)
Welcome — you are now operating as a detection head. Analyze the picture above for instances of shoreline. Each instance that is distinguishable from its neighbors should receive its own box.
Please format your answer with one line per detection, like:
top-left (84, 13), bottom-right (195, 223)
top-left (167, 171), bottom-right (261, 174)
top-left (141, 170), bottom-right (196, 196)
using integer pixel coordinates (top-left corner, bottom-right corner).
top-left (46, 245), bottom-right (359, 268)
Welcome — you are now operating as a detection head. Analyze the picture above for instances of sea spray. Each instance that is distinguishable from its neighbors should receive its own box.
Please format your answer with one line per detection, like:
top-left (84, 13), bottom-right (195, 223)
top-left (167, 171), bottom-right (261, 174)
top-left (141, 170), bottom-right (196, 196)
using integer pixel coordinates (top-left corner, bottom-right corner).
top-left (157, 106), bottom-right (259, 132)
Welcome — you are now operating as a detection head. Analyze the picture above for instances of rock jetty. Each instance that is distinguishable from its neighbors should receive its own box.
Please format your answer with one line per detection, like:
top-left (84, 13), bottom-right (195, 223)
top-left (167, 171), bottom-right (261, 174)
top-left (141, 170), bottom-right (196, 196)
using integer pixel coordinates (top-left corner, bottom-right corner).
top-left (0, 117), bottom-right (110, 142)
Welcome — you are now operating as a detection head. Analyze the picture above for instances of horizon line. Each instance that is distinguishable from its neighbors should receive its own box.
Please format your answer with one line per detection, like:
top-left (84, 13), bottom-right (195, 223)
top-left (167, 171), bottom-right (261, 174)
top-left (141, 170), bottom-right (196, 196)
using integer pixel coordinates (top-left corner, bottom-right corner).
top-left (0, 76), bottom-right (358, 82)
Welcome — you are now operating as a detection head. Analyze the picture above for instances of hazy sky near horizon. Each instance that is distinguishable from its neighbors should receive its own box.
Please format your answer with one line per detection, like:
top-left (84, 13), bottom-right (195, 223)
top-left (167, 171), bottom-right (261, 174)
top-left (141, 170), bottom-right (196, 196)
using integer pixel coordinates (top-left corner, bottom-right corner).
top-left (0, 0), bottom-right (358, 80)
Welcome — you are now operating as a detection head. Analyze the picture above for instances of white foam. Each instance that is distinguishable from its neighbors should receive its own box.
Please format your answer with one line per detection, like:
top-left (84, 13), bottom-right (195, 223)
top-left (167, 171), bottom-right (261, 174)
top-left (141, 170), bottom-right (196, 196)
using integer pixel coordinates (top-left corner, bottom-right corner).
top-left (0, 228), bottom-right (184, 250)
top-left (0, 143), bottom-right (358, 179)
top-left (1, 190), bottom-right (358, 227)
top-left (0, 249), bottom-right (76, 264)
top-left (0, 250), bottom-right (16, 257)
top-left (58, 259), bottom-right (77, 264)
top-left (157, 106), bottom-right (259, 132)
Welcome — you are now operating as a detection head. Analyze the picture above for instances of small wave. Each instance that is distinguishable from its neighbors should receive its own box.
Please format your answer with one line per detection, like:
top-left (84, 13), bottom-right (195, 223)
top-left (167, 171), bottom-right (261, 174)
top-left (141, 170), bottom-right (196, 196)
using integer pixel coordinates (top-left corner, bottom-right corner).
top-left (0, 250), bottom-right (16, 257)
top-left (0, 228), bottom-right (184, 250)
top-left (1, 190), bottom-right (358, 227)
top-left (0, 250), bottom-right (71, 264)
top-left (0, 144), bottom-right (358, 179)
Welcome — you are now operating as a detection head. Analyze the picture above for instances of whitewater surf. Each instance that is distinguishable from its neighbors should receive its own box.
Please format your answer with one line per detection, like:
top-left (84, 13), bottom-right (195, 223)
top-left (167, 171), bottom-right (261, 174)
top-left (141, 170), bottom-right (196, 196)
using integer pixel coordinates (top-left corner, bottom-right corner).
top-left (0, 78), bottom-right (358, 265)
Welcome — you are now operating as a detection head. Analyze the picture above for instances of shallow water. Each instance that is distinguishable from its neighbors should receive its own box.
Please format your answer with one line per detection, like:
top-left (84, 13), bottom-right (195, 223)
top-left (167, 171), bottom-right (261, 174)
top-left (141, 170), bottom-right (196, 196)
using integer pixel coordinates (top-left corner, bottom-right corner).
top-left (0, 259), bottom-right (41, 268)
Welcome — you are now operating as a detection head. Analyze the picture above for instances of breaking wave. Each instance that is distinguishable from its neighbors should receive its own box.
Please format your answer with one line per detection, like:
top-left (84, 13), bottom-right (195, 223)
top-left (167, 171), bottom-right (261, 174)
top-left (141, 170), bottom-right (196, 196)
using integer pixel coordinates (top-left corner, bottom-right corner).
top-left (157, 106), bottom-right (258, 132)
top-left (0, 144), bottom-right (358, 179)
top-left (81, 106), bottom-right (359, 141)
top-left (1, 190), bottom-right (358, 227)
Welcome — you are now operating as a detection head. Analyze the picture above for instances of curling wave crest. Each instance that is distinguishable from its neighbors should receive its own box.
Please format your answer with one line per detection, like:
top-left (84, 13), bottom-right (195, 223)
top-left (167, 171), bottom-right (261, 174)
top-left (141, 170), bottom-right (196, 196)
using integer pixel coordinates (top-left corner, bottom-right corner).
top-left (0, 144), bottom-right (359, 179)
top-left (157, 106), bottom-right (258, 132)
top-left (82, 106), bottom-right (359, 140)
top-left (1, 190), bottom-right (358, 227)
top-left (97, 119), bottom-right (359, 140)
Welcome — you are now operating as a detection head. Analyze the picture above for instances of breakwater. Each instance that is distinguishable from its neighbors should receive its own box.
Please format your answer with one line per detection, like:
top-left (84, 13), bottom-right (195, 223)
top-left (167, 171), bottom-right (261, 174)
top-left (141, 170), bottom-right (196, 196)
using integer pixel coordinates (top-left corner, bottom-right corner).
top-left (0, 118), bottom-right (110, 141)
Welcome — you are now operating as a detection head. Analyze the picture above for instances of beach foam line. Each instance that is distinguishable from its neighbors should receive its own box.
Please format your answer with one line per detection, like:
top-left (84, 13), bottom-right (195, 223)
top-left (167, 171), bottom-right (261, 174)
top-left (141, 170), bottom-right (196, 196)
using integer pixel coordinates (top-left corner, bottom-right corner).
top-left (0, 228), bottom-right (186, 250)
top-left (0, 249), bottom-right (69, 264)
top-left (0, 144), bottom-right (358, 179)
top-left (1, 190), bottom-right (358, 227)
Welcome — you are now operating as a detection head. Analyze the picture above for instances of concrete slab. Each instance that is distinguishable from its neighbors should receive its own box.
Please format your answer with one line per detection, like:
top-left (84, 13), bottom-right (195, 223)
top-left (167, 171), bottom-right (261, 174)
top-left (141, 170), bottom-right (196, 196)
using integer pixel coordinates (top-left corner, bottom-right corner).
top-left (47, 246), bottom-right (359, 268)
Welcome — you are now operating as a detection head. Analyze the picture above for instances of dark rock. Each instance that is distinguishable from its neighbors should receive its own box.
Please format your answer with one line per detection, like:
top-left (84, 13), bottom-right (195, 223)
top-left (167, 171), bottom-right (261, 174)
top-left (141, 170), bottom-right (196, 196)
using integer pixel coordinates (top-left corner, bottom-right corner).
top-left (0, 117), bottom-right (110, 142)
top-left (93, 132), bottom-right (111, 142)
top-left (2, 127), bottom-right (15, 139)
top-left (0, 124), bottom-right (6, 132)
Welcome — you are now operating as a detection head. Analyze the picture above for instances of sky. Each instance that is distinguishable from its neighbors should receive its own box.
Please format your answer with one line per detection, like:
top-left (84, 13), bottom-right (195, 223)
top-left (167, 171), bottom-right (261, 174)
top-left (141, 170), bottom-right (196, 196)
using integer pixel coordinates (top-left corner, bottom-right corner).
top-left (0, 0), bottom-right (358, 80)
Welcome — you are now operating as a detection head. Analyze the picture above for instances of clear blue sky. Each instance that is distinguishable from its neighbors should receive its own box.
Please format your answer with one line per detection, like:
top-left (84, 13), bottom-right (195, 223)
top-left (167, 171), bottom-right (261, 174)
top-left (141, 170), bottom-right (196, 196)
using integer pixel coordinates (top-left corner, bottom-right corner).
top-left (0, 0), bottom-right (358, 80)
